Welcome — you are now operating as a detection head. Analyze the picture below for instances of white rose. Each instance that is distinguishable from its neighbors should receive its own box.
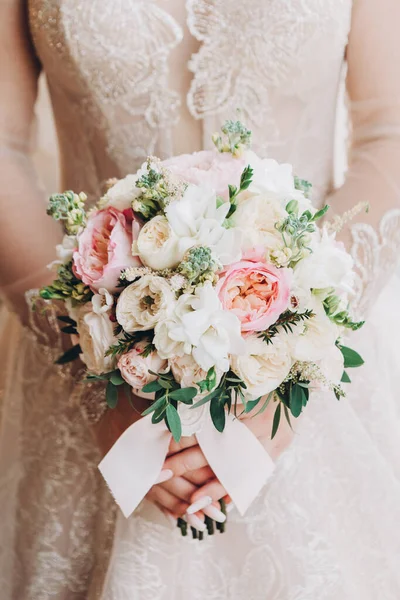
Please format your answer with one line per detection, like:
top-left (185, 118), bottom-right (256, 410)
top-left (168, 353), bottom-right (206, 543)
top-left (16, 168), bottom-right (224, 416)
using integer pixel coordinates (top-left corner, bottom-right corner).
top-left (169, 354), bottom-right (222, 390)
top-left (132, 215), bottom-right (184, 270)
top-left (293, 228), bottom-right (354, 292)
top-left (118, 342), bottom-right (167, 389)
top-left (165, 184), bottom-right (242, 266)
top-left (231, 333), bottom-right (292, 400)
top-left (291, 298), bottom-right (339, 362)
top-left (245, 150), bottom-right (313, 214)
top-left (76, 291), bottom-right (117, 375)
top-left (116, 275), bottom-right (176, 332)
top-left (99, 173), bottom-right (141, 211)
top-left (232, 193), bottom-right (287, 254)
top-left (154, 282), bottom-right (244, 371)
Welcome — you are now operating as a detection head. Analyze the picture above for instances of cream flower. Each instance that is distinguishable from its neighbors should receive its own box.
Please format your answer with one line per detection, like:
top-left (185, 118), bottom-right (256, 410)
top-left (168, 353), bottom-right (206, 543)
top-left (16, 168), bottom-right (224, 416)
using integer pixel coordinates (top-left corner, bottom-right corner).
top-left (231, 333), bottom-right (292, 400)
top-left (132, 215), bottom-right (183, 270)
top-left (75, 289), bottom-right (116, 375)
top-left (154, 282), bottom-right (244, 372)
top-left (169, 354), bottom-right (222, 390)
top-left (116, 275), bottom-right (176, 332)
top-left (165, 184), bottom-right (242, 266)
top-left (99, 173), bottom-right (141, 211)
top-left (291, 298), bottom-right (339, 362)
top-left (118, 341), bottom-right (167, 389)
top-left (232, 192), bottom-right (287, 256)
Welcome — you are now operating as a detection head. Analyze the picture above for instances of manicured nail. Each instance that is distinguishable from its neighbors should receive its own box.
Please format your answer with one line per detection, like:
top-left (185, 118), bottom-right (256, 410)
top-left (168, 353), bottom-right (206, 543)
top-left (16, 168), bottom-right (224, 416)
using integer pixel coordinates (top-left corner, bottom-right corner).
top-left (226, 502), bottom-right (234, 513)
top-left (155, 469), bottom-right (173, 484)
top-left (187, 496), bottom-right (212, 514)
top-left (186, 513), bottom-right (206, 532)
top-left (203, 505), bottom-right (226, 523)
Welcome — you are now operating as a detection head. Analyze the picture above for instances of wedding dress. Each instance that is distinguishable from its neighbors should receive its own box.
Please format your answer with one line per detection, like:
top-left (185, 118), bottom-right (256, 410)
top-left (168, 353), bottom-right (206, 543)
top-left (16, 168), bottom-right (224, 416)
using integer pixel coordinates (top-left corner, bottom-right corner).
top-left (1, 1), bottom-right (400, 598)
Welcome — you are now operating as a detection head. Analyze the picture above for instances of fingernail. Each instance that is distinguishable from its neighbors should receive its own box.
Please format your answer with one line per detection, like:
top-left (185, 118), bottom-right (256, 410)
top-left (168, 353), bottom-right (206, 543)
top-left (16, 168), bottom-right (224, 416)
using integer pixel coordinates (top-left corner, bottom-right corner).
top-left (155, 469), bottom-right (173, 484)
top-left (226, 502), bottom-right (235, 513)
top-left (203, 505), bottom-right (226, 523)
top-left (186, 513), bottom-right (206, 532)
top-left (187, 496), bottom-right (212, 514)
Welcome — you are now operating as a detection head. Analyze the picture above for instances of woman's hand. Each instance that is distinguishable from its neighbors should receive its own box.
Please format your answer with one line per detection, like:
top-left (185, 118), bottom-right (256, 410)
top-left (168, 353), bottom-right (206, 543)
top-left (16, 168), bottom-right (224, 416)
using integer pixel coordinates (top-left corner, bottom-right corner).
top-left (151, 397), bottom-right (295, 521)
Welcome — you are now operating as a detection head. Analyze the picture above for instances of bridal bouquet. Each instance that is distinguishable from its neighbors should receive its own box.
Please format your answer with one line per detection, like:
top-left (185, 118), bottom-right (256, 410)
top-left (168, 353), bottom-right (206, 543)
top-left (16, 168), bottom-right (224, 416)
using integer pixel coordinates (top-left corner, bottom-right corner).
top-left (40, 121), bottom-right (364, 534)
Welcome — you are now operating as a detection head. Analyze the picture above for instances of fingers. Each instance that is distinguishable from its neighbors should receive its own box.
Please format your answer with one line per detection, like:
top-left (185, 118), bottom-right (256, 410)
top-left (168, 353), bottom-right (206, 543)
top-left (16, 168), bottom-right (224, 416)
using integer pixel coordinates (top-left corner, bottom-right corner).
top-left (167, 434), bottom-right (197, 456)
top-left (161, 475), bottom-right (197, 503)
top-left (187, 478), bottom-right (228, 520)
top-left (183, 465), bottom-right (215, 486)
top-left (147, 484), bottom-right (189, 517)
top-left (163, 445), bottom-right (208, 477)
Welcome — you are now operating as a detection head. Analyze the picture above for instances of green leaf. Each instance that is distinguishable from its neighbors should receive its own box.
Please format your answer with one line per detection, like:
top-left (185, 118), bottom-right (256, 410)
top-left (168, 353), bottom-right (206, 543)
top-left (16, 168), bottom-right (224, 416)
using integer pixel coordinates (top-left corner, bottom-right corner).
top-left (166, 404), bottom-right (182, 442)
top-left (141, 396), bottom-right (166, 416)
top-left (210, 396), bottom-right (226, 432)
top-left (157, 378), bottom-right (172, 390)
top-left (191, 389), bottom-right (219, 409)
top-left (110, 371), bottom-right (125, 386)
top-left (106, 382), bottom-right (118, 409)
top-left (244, 397), bottom-right (262, 414)
top-left (168, 387), bottom-right (198, 403)
top-left (341, 371), bottom-right (351, 383)
top-left (142, 380), bottom-right (163, 393)
top-left (55, 344), bottom-right (81, 365)
top-left (311, 204), bottom-right (330, 221)
top-left (57, 315), bottom-right (77, 326)
top-left (286, 199), bottom-right (299, 214)
top-left (254, 392), bottom-right (274, 417)
top-left (283, 405), bottom-right (294, 431)
top-left (339, 345), bottom-right (364, 368)
top-left (271, 403), bottom-right (282, 440)
top-left (152, 404), bottom-right (167, 424)
top-left (290, 384), bottom-right (305, 418)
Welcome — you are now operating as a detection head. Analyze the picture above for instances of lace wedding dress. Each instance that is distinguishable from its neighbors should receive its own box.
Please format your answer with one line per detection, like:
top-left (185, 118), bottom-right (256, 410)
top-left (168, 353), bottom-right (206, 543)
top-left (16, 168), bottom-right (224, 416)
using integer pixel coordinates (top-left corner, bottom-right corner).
top-left (1, 1), bottom-right (400, 598)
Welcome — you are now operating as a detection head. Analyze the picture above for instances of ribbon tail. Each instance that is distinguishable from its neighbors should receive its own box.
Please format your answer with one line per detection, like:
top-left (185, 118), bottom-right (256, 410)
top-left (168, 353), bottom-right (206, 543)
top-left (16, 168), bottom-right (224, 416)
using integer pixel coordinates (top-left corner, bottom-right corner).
top-left (196, 415), bottom-right (275, 516)
top-left (98, 415), bottom-right (171, 518)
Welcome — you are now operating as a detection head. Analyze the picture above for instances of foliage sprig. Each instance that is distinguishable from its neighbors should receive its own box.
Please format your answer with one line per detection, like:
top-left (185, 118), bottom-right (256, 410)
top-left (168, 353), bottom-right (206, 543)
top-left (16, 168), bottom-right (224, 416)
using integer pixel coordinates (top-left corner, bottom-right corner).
top-left (258, 309), bottom-right (314, 344)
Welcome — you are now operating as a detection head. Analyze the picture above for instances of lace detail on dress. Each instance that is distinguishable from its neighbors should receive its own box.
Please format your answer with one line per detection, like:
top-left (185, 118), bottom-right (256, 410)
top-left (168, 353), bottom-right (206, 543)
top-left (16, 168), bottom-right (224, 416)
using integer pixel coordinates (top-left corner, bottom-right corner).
top-left (350, 209), bottom-right (400, 315)
top-left (29, 0), bottom-right (183, 195)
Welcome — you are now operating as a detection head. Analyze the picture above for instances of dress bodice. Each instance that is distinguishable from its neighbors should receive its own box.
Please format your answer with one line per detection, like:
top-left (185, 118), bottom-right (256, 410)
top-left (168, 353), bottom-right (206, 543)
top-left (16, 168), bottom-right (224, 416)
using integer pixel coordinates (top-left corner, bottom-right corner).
top-left (28, 0), bottom-right (353, 202)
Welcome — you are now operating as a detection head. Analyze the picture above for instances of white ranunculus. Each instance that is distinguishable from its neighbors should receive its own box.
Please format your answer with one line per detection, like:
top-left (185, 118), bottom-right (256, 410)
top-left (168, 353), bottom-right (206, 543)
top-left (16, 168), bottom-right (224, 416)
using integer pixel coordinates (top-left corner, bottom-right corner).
top-left (232, 192), bottom-right (287, 254)
top-left (132, 215), bottom-right (184, 270)
top-left (99, 173), bottom-right (142, 211)
top-left (76, 289), bottom-right (117, 375)
top-left (244, 150), bottom-right (313, 214)
top-left (154, 282), bottom-right (244, 372)
top-left (165, 184), bottom-right (242, 266)
top-left (293, 228), bottom-right (354, 292)
top-left (231, 333), bottom-right (292, 400)
top-left (116, 275), bottom-right (176, 332)
top-left (291, 298), bottom-right (339, 362)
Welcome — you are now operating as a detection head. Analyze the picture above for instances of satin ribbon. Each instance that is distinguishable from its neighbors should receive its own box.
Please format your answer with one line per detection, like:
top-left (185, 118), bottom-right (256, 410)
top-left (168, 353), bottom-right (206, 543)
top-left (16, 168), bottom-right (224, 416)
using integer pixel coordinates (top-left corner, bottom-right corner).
top-left (98, 413), bottom-right (275, 519)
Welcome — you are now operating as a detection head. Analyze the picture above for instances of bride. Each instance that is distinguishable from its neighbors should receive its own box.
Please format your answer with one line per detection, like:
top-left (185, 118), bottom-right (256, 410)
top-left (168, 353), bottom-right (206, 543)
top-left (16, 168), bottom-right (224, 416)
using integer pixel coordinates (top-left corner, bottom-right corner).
top-left (1, 1), bottom-right (400, 598)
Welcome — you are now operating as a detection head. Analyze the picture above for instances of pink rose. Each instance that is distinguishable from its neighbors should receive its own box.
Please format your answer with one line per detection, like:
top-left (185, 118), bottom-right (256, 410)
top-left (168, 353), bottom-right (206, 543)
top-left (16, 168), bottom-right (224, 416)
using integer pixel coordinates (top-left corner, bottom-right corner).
top-left (163, 150), bottom-right (246, 200)
top-left (117, 342), bottom-right (167, 390)
top-left (73, 207), bottom-right (140, 292)
top-left (217, 250), bottom-right (292, 333)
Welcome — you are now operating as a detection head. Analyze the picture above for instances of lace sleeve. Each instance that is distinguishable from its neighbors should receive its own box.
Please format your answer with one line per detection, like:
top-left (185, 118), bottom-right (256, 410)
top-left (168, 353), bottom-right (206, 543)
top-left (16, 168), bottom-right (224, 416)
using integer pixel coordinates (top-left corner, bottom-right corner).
top-left (327, 0), bottom-right (400, 316)
top-left (0, 0), bottom-right (61, 320)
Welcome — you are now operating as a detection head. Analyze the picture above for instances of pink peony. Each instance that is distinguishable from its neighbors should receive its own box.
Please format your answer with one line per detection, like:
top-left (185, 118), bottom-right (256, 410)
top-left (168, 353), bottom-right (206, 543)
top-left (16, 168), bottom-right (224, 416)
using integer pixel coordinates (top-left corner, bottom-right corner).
top-left (217, 250), bottom-right (292, 333)
top-left (73, 207), bottom-right (140, 292)
top-left (118, 342), bottom-right (167, 390)
top-left (163, 150), bottom-right (246, 200)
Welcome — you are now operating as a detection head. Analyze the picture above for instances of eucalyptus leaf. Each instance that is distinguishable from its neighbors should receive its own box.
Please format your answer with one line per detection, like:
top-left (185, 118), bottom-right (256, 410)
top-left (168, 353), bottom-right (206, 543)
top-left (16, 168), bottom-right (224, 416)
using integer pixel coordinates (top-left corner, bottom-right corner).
top-left (166, 404), bottom-right (182, 442)
top-left (142, 380), bottom-right (163, 393)
top-left (341, 371), bottom-right (351, 383)
top-left (55, 344), bottom-right (81, 365)
top-left (210, 396), bottom-right (226, 432)
top-left (106, 382), bottom-right (118, 409)
top-left (110, 372), bottom-right (125, 386)
top-left (169, 387), bottom-right (198, 403)
top-left (271, 403), bottom-right (282, 440)
top-left (290, 384), bottom-right (304, 418)
top-left (339, 345), bottom-right (364, 368)
top-left (191, 389), bottom-right (218, 409)
top-left (141, 396), bottom-right (166, 416)
top-left (244, 397), bottom-right (262, 414)
top-left (312, 204), bottom-right (330, 221)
